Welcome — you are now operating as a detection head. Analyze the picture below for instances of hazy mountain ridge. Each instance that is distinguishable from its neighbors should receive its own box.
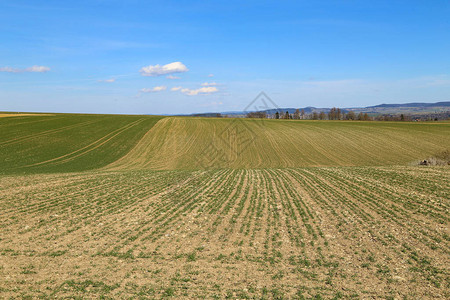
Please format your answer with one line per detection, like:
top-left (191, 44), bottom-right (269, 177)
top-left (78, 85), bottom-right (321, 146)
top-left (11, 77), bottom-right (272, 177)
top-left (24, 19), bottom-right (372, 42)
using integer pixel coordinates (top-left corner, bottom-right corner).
top-left (367, 101), bottom-right (450, 108)
top-left (192, 101), bottom-right (450, 117)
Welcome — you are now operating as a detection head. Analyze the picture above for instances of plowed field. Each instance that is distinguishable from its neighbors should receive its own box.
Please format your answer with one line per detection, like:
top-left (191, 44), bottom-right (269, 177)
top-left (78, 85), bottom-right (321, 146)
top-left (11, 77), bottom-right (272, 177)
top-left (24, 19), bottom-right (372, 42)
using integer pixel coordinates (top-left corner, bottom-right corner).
top-left (0, 113), bottom-right (449, 298)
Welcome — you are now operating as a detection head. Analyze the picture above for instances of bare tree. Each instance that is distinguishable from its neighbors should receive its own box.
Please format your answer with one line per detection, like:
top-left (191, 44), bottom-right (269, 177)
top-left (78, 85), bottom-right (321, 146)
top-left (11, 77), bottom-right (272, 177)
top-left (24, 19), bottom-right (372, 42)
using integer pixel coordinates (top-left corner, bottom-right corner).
top-left (346, 111), bottom-right (356, 120)
top-left (363, 113), bottom-right (370, 121)
top-left (246, 111), bottom-right (267, 118)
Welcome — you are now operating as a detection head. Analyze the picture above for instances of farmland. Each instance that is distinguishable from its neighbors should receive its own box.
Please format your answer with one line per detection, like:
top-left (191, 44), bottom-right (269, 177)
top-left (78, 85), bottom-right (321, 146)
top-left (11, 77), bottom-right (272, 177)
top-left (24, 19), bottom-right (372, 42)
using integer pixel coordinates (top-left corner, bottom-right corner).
top-left (0, 113), bottom-right (449, 298)
top-left (1, 114), bottom-right (449, 174)
top-left (107, 117), bottom-right (450, 170)
top-left (0, 114), bottom-right (162, 174)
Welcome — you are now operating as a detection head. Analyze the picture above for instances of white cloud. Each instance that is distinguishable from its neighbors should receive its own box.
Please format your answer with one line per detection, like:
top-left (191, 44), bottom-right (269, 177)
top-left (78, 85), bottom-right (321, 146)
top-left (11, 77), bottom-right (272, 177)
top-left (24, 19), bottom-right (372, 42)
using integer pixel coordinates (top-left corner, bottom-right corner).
top-left (98, 78), bottom-right (116, 83)
top-left (181, 86), bottom-right (218, 96)
top-left (140, 86), bottom-right (167, 93)
top-left (140, 62), bottom-right (188, 77)
top-left (208, 74), bottom-right (214, 77)
top-left (0, 67), bottom-right (17, 73)
top-left (26, 65), bottom-right (50, 72)
top-left (171, 86), bottom-right (182, 91)
top-left (166, 75), bottom-right (180, 79)
top-left (0, 65), bottom-right (50, 73)
top-left (201, 82), bottom-right (217, 86)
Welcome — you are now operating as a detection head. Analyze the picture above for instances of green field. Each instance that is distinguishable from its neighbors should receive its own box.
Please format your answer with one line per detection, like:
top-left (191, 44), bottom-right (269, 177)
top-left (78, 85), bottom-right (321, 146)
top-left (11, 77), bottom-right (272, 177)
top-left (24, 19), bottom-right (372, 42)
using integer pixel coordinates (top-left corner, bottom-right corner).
top-left (0, 113), bottom-right (162, 174)
top-left (1, 114), bottom-right (449, 173)
top-left (0, 113), bottom-right (449, 299)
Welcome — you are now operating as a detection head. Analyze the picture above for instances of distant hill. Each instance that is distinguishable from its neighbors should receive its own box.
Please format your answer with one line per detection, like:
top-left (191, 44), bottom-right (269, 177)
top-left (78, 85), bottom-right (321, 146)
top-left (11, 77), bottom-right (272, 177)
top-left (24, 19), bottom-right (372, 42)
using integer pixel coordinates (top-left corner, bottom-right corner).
top-left (367, 101), bottom-right (450, 108)
top-left (193, 101), bottom-right (450, 117)
top-left (214, 107), bottom-right (338, 118)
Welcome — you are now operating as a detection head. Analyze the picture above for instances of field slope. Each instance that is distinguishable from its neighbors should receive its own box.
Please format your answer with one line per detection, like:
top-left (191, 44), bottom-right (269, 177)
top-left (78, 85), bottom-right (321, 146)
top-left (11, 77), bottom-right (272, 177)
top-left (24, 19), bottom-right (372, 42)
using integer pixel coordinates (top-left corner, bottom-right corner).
top-left (0, 113), bottom-right (449, 299)
top-left (2, 114), bottom-right (448, 173)
top-left (0, 113), bottom-right (163, 174)
top-left (107, 117), bottom-right (450, 170)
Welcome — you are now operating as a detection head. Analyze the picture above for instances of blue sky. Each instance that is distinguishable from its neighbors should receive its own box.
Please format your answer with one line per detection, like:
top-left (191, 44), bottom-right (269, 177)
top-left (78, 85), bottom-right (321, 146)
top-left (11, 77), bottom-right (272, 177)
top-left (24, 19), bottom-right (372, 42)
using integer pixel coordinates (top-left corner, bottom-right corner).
top-left (0, 0), bottom-right (449, 114)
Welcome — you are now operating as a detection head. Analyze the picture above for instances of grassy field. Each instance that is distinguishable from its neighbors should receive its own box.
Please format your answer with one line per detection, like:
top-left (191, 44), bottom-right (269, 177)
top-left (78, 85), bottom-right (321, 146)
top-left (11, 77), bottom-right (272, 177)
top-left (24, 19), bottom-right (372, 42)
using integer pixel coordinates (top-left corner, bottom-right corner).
top-left (1, 114), bottom-right (448, 173)
top-left (0, 113), bottom-right (449, 298)
top-left (0, 113), bottom-right (162, 174)
top-left (107, 117), bottom-right (450, 170)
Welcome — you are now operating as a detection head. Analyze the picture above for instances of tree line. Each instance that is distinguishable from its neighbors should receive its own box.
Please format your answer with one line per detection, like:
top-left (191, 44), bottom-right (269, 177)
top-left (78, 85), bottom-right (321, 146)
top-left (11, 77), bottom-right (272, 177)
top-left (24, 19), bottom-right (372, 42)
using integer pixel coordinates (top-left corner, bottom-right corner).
top-left (247, 108), bottom-right (370, 120)
top-left (246, 108), bottom-right (449, 121)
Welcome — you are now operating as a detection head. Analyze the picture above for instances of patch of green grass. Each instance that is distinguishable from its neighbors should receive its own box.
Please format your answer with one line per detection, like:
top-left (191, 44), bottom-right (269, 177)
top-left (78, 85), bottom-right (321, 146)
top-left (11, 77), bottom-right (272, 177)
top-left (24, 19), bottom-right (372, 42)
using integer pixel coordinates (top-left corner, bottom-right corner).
top-left (57, 280), bottom-right (119, 293)
top-left (163, 287), bottom-right (175, 297)
top-left (43, 250), bottom-right (67, 257)
top-left (187, 252), bottom-right (197, 262)
top-left (0, 113), bottom-right (163, 174)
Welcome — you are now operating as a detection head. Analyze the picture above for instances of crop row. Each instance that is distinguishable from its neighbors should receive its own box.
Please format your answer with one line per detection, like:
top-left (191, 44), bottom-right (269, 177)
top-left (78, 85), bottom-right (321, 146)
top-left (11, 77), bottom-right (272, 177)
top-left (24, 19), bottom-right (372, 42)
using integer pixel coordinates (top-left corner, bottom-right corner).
top-left (0, 166), bottom-right (448, 298)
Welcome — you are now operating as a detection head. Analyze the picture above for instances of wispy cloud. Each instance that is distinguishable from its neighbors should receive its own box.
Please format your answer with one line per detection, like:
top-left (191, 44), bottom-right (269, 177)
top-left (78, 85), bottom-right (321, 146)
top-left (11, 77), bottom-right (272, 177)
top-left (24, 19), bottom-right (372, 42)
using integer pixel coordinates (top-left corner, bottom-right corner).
top-left (0, 65), bottom-right (50, 73)
top-left (97, 78), bottom-right (116, 83)
top-left (201, 82), bottom-right (217, 86)
top-left (181, 86), bottom-right (218, 96)
top-left (208, 74), bottom-right (214, 77)
top-left (140, 86), bottom-right (167, 93)
top-left (166, 75), bottom-right (180, 79)
top-left (140, 62), bottom-right (188, 77)
top-left (302, 79), bottom-right (363, 88)
top-left (171, 86), bottom-right (182, 91)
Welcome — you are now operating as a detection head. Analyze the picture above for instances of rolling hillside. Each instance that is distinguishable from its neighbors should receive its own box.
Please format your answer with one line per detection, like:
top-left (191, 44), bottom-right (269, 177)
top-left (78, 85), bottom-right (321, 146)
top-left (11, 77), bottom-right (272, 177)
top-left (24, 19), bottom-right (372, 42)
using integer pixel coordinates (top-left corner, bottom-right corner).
top-left (0, 113), bottom-right (163, 174)
top-left (1, 112), bottom-right (449, 298)
top-left (210, 101), bottom-right (450, 117)
top-left (106, 117), bottom-right (450, 170)
top-left (1, 114), bottom-right (449, 174)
